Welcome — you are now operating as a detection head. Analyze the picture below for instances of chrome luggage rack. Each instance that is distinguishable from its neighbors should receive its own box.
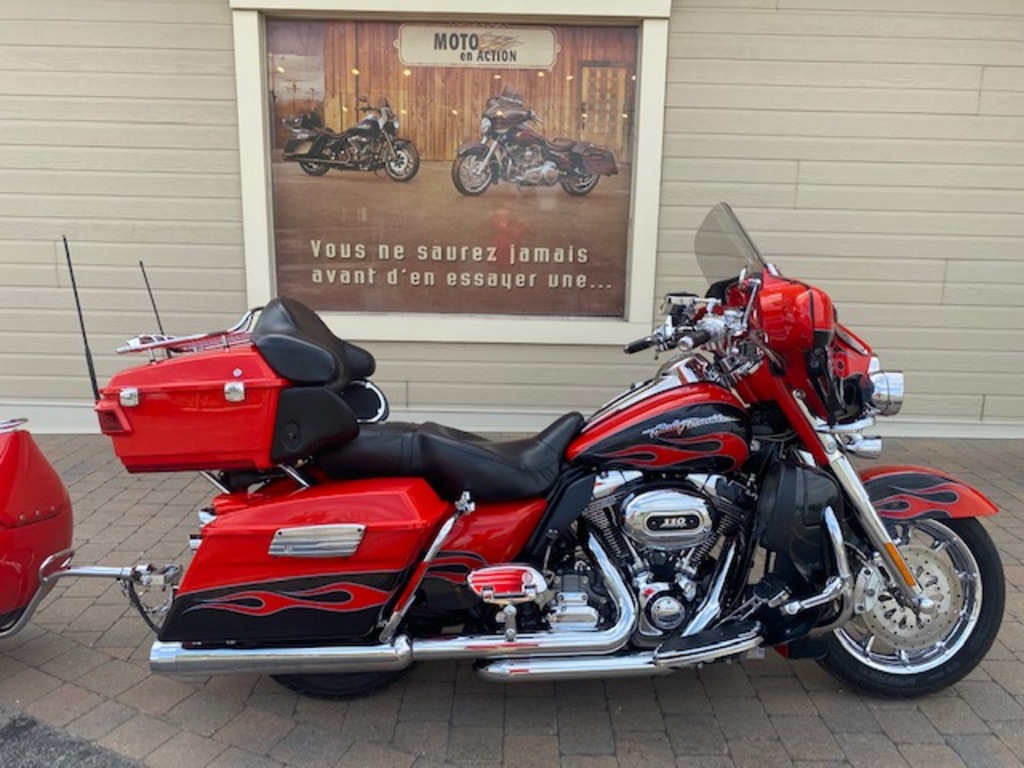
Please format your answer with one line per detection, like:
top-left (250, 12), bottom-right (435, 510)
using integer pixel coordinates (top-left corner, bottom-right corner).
top-left (115, 307), bottom-right (262, 360)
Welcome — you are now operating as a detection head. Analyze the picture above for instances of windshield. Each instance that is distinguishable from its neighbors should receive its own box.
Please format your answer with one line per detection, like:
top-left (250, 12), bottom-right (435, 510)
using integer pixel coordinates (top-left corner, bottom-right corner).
top-left (694, 203), bottom-right (768, 286)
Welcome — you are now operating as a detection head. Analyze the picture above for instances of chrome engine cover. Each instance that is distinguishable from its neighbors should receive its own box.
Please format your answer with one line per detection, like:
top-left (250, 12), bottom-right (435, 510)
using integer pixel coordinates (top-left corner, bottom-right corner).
top-left (621, 489), bottom-right (714, 551)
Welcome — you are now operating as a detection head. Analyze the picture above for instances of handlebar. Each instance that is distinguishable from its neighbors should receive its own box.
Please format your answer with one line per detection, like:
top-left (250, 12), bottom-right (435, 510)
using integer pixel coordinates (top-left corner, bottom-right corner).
top-left (677, 328), bottom-right (713, 350)
top-left (624, 335), bottom-right (657, 354)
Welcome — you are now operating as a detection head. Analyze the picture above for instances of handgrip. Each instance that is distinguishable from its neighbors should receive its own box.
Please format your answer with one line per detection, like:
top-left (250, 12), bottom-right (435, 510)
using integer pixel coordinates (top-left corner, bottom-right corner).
top-left (678, 328), bottom-right (713, 350)
top-left (624, 336), bottom-right (655, 354)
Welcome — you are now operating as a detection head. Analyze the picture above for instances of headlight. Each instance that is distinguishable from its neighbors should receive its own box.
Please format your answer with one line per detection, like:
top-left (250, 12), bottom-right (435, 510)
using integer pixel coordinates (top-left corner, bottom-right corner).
top-left (392, 119), bottom-right (400, 132)
top-left (868, 357), bottom-right (904, 416)
top-left (480, 116), bottom-right (492, 134)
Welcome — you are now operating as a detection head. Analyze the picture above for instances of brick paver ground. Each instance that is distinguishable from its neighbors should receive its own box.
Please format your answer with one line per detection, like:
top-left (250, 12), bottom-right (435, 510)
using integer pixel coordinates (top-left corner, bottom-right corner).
top-left (2, 435), bottom-right (1023, 767)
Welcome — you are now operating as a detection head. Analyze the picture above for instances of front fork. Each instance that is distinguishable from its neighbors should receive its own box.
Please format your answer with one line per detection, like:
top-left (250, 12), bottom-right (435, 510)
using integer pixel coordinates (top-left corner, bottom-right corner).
top-left (794, 400), bottom-right (936, 614)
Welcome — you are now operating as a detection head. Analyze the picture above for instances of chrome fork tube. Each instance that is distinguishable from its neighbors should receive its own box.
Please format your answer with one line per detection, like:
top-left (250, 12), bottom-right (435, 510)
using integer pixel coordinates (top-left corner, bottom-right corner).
top-left (793, 397), bottom-right (933, 612)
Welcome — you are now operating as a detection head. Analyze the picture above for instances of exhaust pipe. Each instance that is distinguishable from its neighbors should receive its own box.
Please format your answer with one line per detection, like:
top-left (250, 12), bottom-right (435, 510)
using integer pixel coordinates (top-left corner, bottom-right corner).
top-left (479, 652), bottom-right (671, 682)
top-left (150, 535), bottom-right (636, 677)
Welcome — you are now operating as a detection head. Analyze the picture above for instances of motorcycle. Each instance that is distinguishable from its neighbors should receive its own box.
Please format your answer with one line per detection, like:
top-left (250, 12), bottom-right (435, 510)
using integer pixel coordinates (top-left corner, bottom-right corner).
top-left (1, 204), bottom-right (1003, 700)
top-left (282, 97), bottom-right (420, 182)
top-left (452, 88), bottom-right (618, 196)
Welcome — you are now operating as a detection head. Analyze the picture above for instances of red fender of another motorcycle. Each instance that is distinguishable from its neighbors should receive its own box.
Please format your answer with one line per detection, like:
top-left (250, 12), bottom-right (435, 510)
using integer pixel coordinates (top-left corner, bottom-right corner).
top-left (860, 465), bottom-right (998, 520)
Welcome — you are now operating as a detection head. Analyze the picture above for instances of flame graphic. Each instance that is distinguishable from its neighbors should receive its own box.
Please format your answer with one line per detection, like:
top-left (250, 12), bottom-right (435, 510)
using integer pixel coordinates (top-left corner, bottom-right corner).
top-left (599, 432), bottom-right (746, 470)
top-left (187, 581), bottom-right (389, 617)
top-left (427, 551), bottom-right (487, 585)
top-left (872, 480), bottom-right (962, 519)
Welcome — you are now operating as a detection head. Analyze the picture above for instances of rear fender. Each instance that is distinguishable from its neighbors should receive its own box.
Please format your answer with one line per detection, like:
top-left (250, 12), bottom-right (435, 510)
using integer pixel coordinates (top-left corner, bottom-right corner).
top-left (860, 465), bottom-right (998, 520)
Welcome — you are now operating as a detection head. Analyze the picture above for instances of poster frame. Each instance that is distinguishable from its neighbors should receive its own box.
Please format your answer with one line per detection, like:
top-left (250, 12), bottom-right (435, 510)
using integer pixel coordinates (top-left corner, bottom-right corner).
top-left (230, 0), bottom-right (671, 345)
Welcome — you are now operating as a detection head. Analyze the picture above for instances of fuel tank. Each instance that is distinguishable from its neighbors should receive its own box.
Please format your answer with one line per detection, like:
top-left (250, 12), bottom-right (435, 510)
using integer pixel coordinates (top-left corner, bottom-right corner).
top-left (567, 365), bottom-right (750, 474)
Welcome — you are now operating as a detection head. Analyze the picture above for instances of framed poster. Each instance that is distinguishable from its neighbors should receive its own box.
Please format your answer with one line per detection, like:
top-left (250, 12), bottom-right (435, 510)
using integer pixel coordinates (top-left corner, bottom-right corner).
top-left (232, 0), bottom-right (670, 344)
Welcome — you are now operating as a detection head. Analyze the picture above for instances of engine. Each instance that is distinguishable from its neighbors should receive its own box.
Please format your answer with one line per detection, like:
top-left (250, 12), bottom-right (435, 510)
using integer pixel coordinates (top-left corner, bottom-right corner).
top-left (582, 476), bottom-right (751, 643)
top-left (507, 144), bottom-right (558, 186)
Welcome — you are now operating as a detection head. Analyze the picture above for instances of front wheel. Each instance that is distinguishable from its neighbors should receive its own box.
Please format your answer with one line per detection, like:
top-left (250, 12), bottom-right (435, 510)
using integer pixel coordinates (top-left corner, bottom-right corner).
top-left (385, 142), bottom-right (420, 182)
top-left (560, 173), bottom-right (600, 196)
top-left (451, 153), bottom-right (494, 195)
top-left (819, 517), bottom-right (1003, 697)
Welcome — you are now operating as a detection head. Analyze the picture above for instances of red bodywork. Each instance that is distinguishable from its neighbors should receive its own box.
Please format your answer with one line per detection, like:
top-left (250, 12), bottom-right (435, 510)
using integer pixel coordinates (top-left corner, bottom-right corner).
top-left (568, 383), bottom-right (750, 473)
top-left (861, 465), bottom-right (999, 520)
top-left (0, 430), bottom-right (73, 618)
top-left (96, 345), bottom-right (287, 472)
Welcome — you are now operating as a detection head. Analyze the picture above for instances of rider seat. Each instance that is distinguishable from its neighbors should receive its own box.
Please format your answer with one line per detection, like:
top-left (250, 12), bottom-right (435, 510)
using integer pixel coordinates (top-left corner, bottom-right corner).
top-left (315, 413), bottom-right (585, 502)
top-left (546, 138), bottom-right (576, 152)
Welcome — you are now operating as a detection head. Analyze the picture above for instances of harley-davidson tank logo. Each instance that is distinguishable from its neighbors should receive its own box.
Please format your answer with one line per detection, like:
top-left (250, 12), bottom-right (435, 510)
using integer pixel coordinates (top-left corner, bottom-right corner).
top-left (642, 413), bottom-right (737, 440)
top-left (185, 581), bottom-right (389, 617)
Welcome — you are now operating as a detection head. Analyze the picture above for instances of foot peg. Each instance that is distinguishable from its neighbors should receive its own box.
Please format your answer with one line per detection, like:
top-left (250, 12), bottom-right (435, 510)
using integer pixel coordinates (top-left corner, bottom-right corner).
top-left (653, 620), bottom-right (762, 668)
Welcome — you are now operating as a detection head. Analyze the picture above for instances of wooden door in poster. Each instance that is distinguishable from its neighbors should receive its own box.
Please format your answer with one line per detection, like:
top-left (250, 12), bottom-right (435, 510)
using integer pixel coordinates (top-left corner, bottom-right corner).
top-left (578, 64), bottom-right (632, 162)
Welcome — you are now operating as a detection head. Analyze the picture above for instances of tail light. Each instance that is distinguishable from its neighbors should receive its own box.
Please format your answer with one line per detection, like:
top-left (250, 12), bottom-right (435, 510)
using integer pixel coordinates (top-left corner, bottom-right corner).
top-left (96, 402), bottom-right (131, 435)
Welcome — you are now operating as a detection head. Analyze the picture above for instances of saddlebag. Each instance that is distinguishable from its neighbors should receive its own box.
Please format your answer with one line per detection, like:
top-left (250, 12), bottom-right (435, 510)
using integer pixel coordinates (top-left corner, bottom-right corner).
top-left (573, 142), bottom-right (617, 176)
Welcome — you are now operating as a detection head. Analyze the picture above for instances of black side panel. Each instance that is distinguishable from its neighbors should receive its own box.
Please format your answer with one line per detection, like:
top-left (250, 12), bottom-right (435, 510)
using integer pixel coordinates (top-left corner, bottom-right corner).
top-left (524, 472), bottom-right (596, 558)
top-left (160, 572), bottom-right (398, 643)
top-left (270, 388), bottom-right (359, 463)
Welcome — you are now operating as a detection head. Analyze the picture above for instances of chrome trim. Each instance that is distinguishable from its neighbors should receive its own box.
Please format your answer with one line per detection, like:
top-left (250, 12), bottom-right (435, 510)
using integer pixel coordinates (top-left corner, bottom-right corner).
top-left (0, 418), bottom-right (27, 433)
top-left (151, 635), bottom-right (413, 676)
top-left (622, 489), bottom-right (714, 551)
top-left (280, 465), bottom-right (311, 490)
top-left (268, 524), bottom-right (365, 558)
top-left (782, 507), bottom-right (853, 617)
top-left (477, 653), bottom-right (672, 682)
top-left (843, 435), bottom-right (882, 460)
top-left (869, 370), bottom-right (904, 416)
top-left (116, 308), bottom-right (260, 356)
top-left (816, 416), bottom-right (875, 434)
top-left (119, 388), bottom-right (140, 407)
top-left (593, 470), bottom-right (642, 500)
top-left (681, 540), bottom-right (737, 636)
top-left (654, 624), bottom-right (763, 668)
top-left (223, 382), bottom-right (245, 403)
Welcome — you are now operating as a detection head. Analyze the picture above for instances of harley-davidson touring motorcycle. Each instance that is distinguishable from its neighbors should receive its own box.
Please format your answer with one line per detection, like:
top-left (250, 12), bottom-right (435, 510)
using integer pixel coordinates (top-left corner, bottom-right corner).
top-left (452, 88), bottom-right (618, 196)
top-left (0, 204), bottom-right (1003, 699)
top-left (282, 96), bottom-right (419, 181)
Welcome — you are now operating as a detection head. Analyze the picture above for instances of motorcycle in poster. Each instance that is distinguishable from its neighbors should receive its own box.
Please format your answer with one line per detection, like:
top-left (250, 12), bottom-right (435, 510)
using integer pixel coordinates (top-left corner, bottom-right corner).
top-left (0, 204), bottom-right (1003, 700)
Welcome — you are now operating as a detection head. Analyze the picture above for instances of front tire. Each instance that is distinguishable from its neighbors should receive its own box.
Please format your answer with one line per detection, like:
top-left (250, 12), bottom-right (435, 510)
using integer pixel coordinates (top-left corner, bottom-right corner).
top-left (451, 153), bottom-right (494, 195)
top-left (385, 142), bottom-right (420, 182)
top-left (819, 517), bottom-right (1003, 697)
top-left (299, 161), bottom-right (330, 176)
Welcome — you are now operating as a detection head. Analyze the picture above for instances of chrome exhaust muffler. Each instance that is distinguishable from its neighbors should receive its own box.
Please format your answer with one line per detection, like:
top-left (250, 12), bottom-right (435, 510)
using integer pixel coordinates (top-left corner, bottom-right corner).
top-left (149, 535), bottom-right (636, 677)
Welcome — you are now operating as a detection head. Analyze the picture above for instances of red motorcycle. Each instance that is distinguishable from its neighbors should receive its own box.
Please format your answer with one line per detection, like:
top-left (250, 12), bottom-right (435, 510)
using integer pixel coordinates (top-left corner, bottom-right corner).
top-left (1, 204), bottom-right (1003, 699)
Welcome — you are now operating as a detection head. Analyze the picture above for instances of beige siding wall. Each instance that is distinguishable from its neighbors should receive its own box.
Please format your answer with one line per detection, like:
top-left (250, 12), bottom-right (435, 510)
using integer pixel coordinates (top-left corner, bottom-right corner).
top-left (1, 0), bottom-right (1022, 432)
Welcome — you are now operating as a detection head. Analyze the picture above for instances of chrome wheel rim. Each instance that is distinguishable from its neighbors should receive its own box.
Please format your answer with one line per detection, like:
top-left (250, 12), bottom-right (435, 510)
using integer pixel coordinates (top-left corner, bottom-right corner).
top-left (835, 519), bottom-right (982, 674)
top-left (457, 157), bottom-right (489, 190)
top-left (388, 149), bottom-right (413, 176)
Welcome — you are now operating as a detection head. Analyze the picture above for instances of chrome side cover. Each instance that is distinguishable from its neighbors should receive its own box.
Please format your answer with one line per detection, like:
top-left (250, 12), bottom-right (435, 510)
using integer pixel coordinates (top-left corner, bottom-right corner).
top-left (268, 524), bottom-right (366, 558)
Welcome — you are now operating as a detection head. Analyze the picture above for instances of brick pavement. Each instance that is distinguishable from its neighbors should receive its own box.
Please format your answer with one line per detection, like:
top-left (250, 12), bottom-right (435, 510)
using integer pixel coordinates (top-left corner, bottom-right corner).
top-left (1, 435), bottom-right (1023, 767)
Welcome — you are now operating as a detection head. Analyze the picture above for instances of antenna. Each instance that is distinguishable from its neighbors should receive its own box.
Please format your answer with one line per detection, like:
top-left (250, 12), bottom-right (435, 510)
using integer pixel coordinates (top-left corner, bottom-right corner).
top-left (62, 236), bottom-right (100, 402)
top-left (138, 260), bottom-right (165, 335)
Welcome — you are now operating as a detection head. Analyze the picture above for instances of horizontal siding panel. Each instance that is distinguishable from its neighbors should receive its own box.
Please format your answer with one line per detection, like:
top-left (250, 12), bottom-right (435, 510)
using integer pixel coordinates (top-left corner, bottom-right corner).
top-left (0, 309), bottom-right (245, 337)
top-left (380, 361), bottom-right (653, 387)
top-left (982, 67), bottom-right (1024, 92)
top-left (671, 134), bottom-right (1024, 166)
top-left (661, 181), bottom-right (795, 208)
top-left (893, 394), bottom-right (983, 419)
top-left (0, 240), bottom-right (243, 269)
top-left (663, 158), bottom-right (799, 184)
top-left (943, 282), bottom-right (1024, 306)
top-left (0, 72), bottom-right (235, 101)
top-left (862, 329), bottom-right (1024, 353)
top-left (0, 287), bottom-right (242, 314)
top-left (0, 121), bottom-right (238, 151)
top-left (676, 10), bottom-right (1024, 42)
top-left (798, 162), bottom-right (1024, 190)
top-left (409, 383), bottom-right (620, 410)
top-left (667, 83), bottom-right (979, 114)
top-left (777, 0), bottom-right (1024, 16)
top-left (2, 1), bottom-right (229, 25)
top-left (0, 194), bottom-right (240, 223)
top-left (667, 60), bottom-right (983, 90)
top-left (980, 90), bottom-right (1024, 117)
top-left (673, 33), bottom-right (1024, 67)
top-left (946, 260), bottom-right (1024, 283)
top-left (795, 185), bottom-right (1024, 215)
top-left (2, 96), bottom-right (238, 126)
top-left (984, 397), bottom-right (1024, 420)
top-left (0, 171), bottom-right (240, 199)
top-left (668, 109), bottom-right (1024, 141)
top-left (0, 46), bottom-right (233, 75)
top-left (0, 219), bottom-right (242, 246)
top-left (0, 22), bottom-right (230, 51)
top-left (889, 351), bottom-right (1023, 375)
top-left (837, 304), bottom-right (1024, 330)
top-left (0, 147), bottom-right (240, 174)
top-left (907, 373), bottom-right (1023, 397)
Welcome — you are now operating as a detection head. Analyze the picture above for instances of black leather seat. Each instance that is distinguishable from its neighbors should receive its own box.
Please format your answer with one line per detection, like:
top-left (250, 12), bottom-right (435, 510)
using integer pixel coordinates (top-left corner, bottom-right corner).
top-left (251, 297), bottom-right (375, 387)
top-left (315, 413), bottom-right (585, 502)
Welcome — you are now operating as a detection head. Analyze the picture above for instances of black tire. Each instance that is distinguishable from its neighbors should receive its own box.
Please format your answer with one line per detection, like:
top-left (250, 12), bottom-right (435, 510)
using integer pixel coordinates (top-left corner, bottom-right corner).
top-left (819, 517), bottom-right (1004, 697)
top-left (299, 161), bottom-right (330, 176)
top-left (451, 153), bottom-right (494, 195)
top-left (271, 668), bottom-right (409, 700)
top-left (384, 142), bottom-right (420, 182)
top-left (560, 173), bottom-right (600, 196)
